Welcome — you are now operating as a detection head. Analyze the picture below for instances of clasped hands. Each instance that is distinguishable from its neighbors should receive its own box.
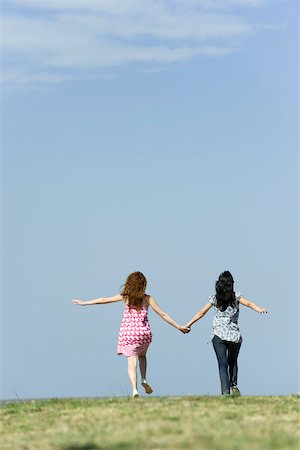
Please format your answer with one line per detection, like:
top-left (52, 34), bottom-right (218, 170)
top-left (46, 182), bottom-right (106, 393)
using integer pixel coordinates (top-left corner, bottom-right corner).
top-left (178, 325), bottom-right (191, 334)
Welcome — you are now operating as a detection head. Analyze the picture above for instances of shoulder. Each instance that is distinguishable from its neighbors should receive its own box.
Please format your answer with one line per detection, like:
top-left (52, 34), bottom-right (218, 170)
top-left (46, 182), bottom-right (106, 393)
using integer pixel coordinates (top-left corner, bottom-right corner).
top-left (144, 294), bottom-right (151, 305)
top-left (121, 294), bottom-right (128, 305)
top-left (235, 292), bottom-right (244, 302)
top-left (208, 294), bottom-right (216, 306)
top-left (147, 294), bottom-right (159, 309)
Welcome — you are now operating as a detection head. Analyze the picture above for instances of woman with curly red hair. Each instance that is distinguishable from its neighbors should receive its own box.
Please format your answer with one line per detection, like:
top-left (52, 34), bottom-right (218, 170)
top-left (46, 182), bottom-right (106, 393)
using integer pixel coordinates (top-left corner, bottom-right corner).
top-left (73, 271), bottom-right (189, 398)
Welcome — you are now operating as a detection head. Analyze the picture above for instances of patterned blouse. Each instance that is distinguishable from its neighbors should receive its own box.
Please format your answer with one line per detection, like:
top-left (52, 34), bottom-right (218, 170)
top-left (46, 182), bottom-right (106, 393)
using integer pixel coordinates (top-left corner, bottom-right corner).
top-left (208, 292), bottom-right (243, 343)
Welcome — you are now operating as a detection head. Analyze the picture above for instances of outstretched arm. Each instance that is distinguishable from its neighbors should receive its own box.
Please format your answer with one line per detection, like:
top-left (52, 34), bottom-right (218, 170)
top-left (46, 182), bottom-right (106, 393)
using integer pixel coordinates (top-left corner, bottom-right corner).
top-left (72, 294), bottom-right (124, 306)
top-left (149, 296), bottom-right (189, 333)
top-left (239, 297), bottom-right (267, 314)
top-left (184, 303), bottom-right (212, 328)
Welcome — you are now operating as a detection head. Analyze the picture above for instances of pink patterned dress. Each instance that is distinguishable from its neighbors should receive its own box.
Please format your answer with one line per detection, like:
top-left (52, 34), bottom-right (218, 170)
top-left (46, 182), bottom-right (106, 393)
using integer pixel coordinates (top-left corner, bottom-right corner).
top-left (117, 300), bottom-right (152, 357)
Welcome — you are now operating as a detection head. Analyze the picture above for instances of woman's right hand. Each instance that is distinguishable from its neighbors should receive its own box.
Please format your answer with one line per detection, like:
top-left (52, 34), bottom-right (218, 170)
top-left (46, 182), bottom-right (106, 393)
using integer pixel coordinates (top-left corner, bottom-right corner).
top-left (178, 325), bottom-right (190, 334)
top-left (72, 299), bottom-right (86, 306)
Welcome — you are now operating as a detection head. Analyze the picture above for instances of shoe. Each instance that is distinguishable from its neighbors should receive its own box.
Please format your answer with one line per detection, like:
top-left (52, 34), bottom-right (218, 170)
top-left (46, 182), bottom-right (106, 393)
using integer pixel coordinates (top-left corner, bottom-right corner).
top-left (141, 379), bottom-right (153, 395)
top-left (231, 386), bottom-right (241, 397)
top-left (132, 389), bottom-right (139, 399)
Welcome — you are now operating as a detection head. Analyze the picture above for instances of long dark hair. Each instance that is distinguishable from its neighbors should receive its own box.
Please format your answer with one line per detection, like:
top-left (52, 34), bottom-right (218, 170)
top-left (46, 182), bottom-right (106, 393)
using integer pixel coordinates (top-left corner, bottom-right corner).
top-left (215, 271), bottom-right (236, 312)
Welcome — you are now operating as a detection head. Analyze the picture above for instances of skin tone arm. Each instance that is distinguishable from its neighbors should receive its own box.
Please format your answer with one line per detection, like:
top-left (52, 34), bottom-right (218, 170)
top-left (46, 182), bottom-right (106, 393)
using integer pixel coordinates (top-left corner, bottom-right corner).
top-left (148, 296), bottom-right (190, 334)
top-left (184, 297), bottom-right (268, 329)
top-left (239, 297), bottom-right (268, 313)
top-left (72, 294), bottom-right (124, 306)
top-left (184, 303), bottom-right (212, 329)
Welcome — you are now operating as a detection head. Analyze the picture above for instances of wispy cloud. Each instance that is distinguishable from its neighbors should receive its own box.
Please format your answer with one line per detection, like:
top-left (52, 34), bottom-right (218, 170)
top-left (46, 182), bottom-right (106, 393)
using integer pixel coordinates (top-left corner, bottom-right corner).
top-left (0, 68), bottom-right (72, 94)
top-left (2, 0), bottom-right (269, 89)
top-left (5, 0), bottom-right (267, 13)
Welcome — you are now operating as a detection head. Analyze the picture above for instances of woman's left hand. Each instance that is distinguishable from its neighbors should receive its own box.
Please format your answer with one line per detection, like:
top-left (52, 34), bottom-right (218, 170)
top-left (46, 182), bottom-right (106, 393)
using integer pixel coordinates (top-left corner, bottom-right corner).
top-left (178, 325), bottom-right (190, 334)
top-left (72, 299), bottom-right (86, 306)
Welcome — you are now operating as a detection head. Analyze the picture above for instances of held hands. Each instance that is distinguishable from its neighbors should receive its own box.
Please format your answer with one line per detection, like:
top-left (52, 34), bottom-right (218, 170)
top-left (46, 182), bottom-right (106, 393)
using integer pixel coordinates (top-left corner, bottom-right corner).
top-left (178, 325), bottom-right (191, 334)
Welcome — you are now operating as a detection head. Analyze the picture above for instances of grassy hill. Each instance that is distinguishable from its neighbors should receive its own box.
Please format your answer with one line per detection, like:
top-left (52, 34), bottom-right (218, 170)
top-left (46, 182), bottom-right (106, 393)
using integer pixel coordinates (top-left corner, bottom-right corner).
top-left (1, 396), bottom-right (299, 450)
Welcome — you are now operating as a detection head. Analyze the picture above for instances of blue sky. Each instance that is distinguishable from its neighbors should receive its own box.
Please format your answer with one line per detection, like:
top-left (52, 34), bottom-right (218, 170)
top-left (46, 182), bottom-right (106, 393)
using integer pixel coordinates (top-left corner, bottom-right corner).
top-left (1, 0), bottom-right (299, 399)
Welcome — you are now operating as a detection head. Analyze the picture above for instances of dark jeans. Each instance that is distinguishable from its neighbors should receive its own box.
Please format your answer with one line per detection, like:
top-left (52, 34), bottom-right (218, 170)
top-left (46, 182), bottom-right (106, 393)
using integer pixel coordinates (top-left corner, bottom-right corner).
top-left (212, 335), bottom-right (242, 395)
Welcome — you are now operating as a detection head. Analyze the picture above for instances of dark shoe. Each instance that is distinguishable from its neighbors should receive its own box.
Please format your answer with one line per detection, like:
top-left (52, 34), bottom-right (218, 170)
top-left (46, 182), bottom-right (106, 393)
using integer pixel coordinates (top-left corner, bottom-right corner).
top-left (231, 386), bottom-right (241, 397)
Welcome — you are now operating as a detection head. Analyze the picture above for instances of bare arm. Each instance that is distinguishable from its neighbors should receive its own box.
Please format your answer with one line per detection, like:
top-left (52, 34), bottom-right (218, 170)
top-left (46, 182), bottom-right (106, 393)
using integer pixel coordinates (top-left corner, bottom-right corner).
top-left (184, 303), bottom-right (212, 328)
top-left (239, 297), bottom-right (268, 314)
top-left (149, 296), bottom-right (189, 333)
top-left (72, 294), bottom-right (124, 306)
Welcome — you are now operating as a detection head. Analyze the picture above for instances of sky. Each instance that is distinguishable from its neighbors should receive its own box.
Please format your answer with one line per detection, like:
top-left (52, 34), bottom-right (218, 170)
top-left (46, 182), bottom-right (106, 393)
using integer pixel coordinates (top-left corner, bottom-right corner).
top-left (1, 0), bottom-right (299, 399)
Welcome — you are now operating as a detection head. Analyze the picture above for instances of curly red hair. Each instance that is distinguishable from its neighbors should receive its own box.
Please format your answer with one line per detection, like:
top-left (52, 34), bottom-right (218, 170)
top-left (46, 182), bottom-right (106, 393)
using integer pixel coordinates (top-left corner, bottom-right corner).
top-left (121, 272), bottom-right (147, 308)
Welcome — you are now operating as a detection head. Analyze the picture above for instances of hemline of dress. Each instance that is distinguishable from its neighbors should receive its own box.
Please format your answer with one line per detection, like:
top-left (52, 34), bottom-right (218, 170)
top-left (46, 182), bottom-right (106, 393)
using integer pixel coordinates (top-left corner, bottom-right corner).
top-left (117, 343), bottom-right (150, 357)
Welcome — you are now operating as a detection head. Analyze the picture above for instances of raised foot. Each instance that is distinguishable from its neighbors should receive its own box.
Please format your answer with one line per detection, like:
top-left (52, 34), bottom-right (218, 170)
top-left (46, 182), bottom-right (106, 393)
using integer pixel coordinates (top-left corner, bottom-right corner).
top-left (142, 380), bottom-right (153, 395)
top-left (231, 386), bottom-right (241, 397)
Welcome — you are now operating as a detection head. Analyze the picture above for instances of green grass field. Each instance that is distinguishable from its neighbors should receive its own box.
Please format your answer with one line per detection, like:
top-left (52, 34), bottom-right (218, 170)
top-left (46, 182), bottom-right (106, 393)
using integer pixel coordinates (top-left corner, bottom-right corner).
top-left (1, 396), bottom-right (299, 450)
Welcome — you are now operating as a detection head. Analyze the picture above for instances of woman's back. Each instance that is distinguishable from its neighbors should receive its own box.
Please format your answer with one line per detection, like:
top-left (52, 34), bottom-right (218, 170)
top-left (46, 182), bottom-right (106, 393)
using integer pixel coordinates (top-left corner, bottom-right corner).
top-left (118, 294), bottom-right (152, 356)
top-left (209, 292), bottom-right (243, 343)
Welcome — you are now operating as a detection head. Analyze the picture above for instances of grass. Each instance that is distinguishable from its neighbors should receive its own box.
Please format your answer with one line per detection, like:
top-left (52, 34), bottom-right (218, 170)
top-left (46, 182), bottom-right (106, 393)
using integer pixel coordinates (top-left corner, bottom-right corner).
top-left (0, 396), bottom-right (299, 450)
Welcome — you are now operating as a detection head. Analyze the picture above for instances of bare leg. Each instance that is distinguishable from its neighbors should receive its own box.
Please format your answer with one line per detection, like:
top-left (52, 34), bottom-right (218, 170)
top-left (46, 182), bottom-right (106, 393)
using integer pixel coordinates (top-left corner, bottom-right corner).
top-left (138, 355), bottom-right (147, 380)
top-left (139, 353), bottom-right (153, 394)
top-left (127, 356), bottom-right (138, 397)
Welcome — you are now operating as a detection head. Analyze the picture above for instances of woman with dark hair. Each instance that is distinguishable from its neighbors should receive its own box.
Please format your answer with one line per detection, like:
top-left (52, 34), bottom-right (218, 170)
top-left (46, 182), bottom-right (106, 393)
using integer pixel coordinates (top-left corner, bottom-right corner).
top-left (185, 271), bottom-right (267, 396)
top-left (73, 271), bottom-right (189, 398)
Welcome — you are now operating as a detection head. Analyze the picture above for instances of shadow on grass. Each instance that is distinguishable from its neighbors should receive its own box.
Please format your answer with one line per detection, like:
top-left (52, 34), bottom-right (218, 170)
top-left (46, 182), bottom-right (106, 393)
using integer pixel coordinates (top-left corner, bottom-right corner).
top-left (62, 443), bottom-right (102, 450)
top-left (62, 445), bottom-right (101, 450)
top-left (62, 443), bottom-right (132, 450)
